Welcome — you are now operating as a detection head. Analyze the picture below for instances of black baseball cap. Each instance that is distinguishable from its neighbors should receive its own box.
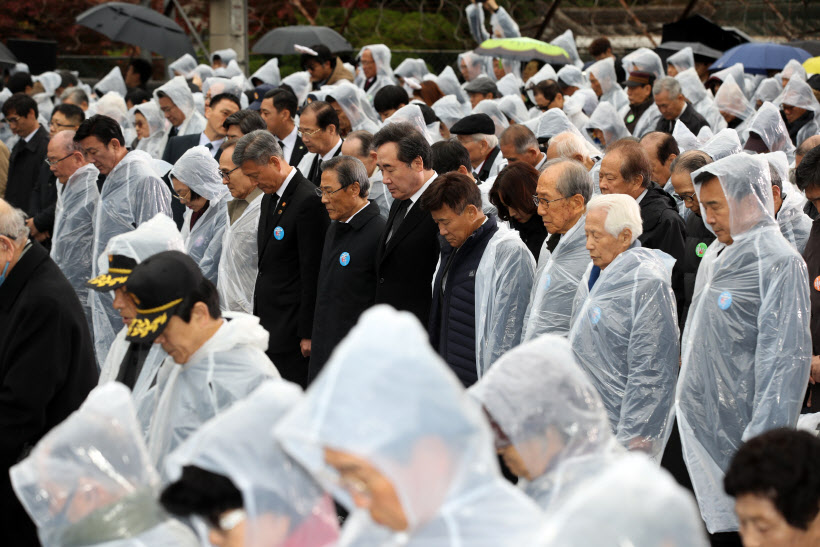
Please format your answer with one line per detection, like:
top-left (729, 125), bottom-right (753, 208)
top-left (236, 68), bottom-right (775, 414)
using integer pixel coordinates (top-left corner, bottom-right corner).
top-left (86, 254), bottom-right (138, 292)
top-left (450, 113), bottom-right (496, 136)
top-left (124, 251), bottom-right (204, 343)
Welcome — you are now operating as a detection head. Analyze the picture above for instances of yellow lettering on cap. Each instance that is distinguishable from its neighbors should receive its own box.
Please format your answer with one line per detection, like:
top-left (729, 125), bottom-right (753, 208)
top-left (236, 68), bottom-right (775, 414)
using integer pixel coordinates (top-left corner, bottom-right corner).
top-left (127, 312), bottom-right (169, 339)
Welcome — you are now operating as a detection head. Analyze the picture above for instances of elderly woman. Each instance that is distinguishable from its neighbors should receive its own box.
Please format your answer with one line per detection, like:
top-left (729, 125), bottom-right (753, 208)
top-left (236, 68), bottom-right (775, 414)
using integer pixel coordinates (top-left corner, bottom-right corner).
top-left (489, 161), bottom-right (548, 260)
top-left (130, 101), bottom-right (167, 159)
top-left (568, 194), bottom-right (679, 462)
top-left (169, 146), bottom-right (230, 283)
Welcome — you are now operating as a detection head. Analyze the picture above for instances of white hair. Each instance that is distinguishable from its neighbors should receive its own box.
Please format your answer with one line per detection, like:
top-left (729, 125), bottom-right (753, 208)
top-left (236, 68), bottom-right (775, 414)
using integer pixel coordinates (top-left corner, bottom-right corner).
top-left (0, 200), bottom-right (30, 245)
top-left (549, 132), bottom-right (591, 162)
top-left (587, 194), bottom-right (643, 243)
top-left (466, 133), bottom-right (498, 149)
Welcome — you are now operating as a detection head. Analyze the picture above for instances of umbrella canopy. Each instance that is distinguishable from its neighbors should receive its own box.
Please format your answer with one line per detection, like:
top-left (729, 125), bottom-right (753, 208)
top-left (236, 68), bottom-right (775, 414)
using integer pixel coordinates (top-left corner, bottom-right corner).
top-left (253, 25), bottom-right (352, 56)
top-left (710, 43), bottom-right (812, 75)
top-left (475, 37), bottom-right (570, 65)
top-left (805, 57), bottom-right (820, 76)
top-left (655, 41), bottom-right (723, 62)
top-left (0, 42), bottom-right (17, 68)
top-left (76, 2), bottom-right (195, 59)
top-left (662, 15), bottom-right (749, 54)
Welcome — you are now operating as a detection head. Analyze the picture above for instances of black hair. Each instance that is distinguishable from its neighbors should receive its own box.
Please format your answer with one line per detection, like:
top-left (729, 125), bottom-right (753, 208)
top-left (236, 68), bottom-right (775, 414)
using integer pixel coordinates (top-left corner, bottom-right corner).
top-left (417, 103), bottom-right (438, 125)
top-left (301, 44), bottom-right (335, 70)
top-left (302, 100), bottom-right (339, 132)
top-left (724, 428), bottom-right (820, 530)
top-left (346, 130), bottom-right (374, 157)
top-left (606, 139), bottom-right (652, 189)
top-left (588, 37), bottom-right (613, 58)
top-left (127, 58), bottom-right (153, 86)
top-left (74, 114), bottom-right (125, 146)
top-left (431, 139), bottom-right (471, 174)
top-left (2, 93), bottom-right (38, 119)
top-left (177, 277), bottom-right (222, 321)
top-left (222, 109), bottom-right (266, 134)
top-left (52, 103), bottom-right (85, 126)
top-left (795, 144), bottom-right (820, 192)
top-left (124, 88), bottom-right (151, 107)
top-left (262, 88), bottom-right (298, 119)
top-left (490, 162), bottom-right (540, 221)
top-left (209, 93), bottom-right (241, 111)
top-left (373, 85), bottom-right (409, 115)
top-left (160, 465), bottom-right (243, 521)
top-left (7, 73), bottom-right (33, 94)
top-left (419, 172), bottom-right (482, 214)
top-left (57, 69), bottom-right (78, 90)
top-left (534, 80), bottom-right (561, 102)
top-left (372, 121), bottom-right (432, 170)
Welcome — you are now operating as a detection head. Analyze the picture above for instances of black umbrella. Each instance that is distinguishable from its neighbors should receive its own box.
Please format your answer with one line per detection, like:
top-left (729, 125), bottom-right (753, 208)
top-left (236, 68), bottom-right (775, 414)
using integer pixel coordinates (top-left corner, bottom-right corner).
top-left (655, 41), bottom-right (723, 62)
top-left (76, 2), bottom-right (195, 59)
top-left (662, 15), bottom-right (749, 55)
top-left (0, 42), bottom-right (17, 68)
top-left (253, 26), bottom-right (352, 56)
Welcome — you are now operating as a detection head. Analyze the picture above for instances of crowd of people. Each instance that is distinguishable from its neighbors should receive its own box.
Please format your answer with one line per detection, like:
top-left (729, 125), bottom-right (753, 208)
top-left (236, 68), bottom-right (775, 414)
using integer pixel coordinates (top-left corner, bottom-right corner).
top-left (1, 3), bottom-right (820, 545)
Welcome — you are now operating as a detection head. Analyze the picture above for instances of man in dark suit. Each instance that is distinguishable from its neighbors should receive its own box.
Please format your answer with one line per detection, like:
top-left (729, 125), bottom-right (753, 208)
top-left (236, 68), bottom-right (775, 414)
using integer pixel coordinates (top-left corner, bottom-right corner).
top-left (2, 94), bottom-right (49, 214)
top-left (654, 76), bottom-right (709, 135)
top-left (233, 130), bottom-right (329, 387)
top-left (259, 88), bottom-right (308, 167)
top-left (310, 155), bottom-right (386, 381)
top-left (0, 198), bottom-right (98, 546)
top-left (372, 122), bottom-right (440, 326)
top-left (295, 101), bottom-right (343, 186)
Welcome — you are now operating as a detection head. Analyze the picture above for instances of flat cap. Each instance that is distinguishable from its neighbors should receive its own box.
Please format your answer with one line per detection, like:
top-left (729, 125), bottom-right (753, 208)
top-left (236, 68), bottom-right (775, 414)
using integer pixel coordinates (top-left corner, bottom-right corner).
top-left (450, 113), bottom-right (496, 136)
top-left (464, 75), bottom-right (500, 96)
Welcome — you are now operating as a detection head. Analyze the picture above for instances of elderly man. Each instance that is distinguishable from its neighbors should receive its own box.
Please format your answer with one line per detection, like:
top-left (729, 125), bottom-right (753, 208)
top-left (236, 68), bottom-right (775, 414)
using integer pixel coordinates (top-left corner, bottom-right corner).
top-left (451, 113), bottom-right (506, 184)
top-left (654, 76), bottom-right (709, 135)
top-left (275, 306), bottom-right (543, 546)
top-left (234, 130), bottom-right (329, 387)
top-left (124, 251), bottom-right (280, 473)
top-left (499, 125), bottom-right (547, 171)
top-left (217, 140), bottom-right (263, 314)
top-left (621, 71), bottom-right (660, 136)
top-left (676, 154), bottom-right (811, 541)
top-left (153, 76), bottom-right (207, 154)
top-left (522, 159), bottom-right (592, 340)
top-left (47, 131), bottom-right (99, 327)
top-left (546, 131), bottom-right (597, 170)
top-left (259, 88), bottom-right (308, 167)
top-left (373, 122), bottom-right (440, 326)
top-left (2, 94), bottom-right (49, 212)
top-left (60, 87), bottom-right (90, 111)
top-left (0, 198), bottom-right (97, 545)
top-left (341, 130), bottom-right (392, 218)
top-left (640, 131), bottom-right (679, 187)
top-left (569, 194), bottom-right (679, 461)
top-left (423, 173), bottom-right (535, 387)
top-left (74, 114), bottom-right (173, 363)
top-left (295, 101), bottom-right (344, 186)
top-left (301, 44), bottom-right (354, 91)
top-left (357, 44), bottom-right (395, 98)
top-left (465, 75), bottom-right (500, 108)
top-left (310, 156), bottom-right (386, 381)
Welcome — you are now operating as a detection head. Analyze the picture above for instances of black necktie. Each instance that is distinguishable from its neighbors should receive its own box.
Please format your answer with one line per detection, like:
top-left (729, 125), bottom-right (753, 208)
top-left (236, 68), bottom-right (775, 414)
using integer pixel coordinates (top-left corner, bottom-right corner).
top-left (310, 156), bottom-right (323, 186)
top-left (205, 142), bottom-right (213, 151)
top-left (278, 140), bottom-right (285, 151)
top-left (169, 126), bottom-right (179, 138)
top-left (546, 232), bottom-right (562, 253)
top-left (387, 199), bottom-right (411, 243)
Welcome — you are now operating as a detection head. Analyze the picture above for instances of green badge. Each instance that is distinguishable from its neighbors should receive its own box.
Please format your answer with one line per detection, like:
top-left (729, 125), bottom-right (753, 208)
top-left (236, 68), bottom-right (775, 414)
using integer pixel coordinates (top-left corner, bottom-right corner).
top-left (626, 113), bottom-right (635, 123)
top-left (695, 242), bottom-right (708, 257)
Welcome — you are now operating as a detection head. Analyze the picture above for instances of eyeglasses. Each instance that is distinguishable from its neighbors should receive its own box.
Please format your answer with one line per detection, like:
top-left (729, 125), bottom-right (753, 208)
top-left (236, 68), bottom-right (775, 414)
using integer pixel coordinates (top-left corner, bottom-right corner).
top-left (3, 116), bottom-right (21, 125)
top-left (49, 121), bottom-right (77, 130)
top-left (314, 186), bottom-right (346, 198)
top-left (44, 153), bottom-right (75, 167)
top-left (208, 508), bottom-right (246, 532)
top-left (673, 191), bottom-right (697, 203)
top-left (532, 195), bottom-right (569, 208)
top-left (219, 165), bottom-right (241, 182)
top-left (297, 127), bottom-right (322, 138)
top-left (172, 189), bottom-right (192, 202)
top-left (337, 474), bottom-right (371, 501)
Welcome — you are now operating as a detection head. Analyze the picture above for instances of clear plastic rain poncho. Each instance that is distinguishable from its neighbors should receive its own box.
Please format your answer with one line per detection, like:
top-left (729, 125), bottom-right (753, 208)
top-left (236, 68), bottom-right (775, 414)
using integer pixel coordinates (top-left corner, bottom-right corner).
top-left (536, 454), bottom-right (709, 547)
top-left (325, 81), bottom-right (382, 134)
top-left (167, 53), bottom-right (197, 79)
top-left (550, 29), bottom-right (583, 68)
top-left (711, 63), bottom-right (746, 89)
top-left (470, 334), bottom-right (622, 511)
top-left (385, 103), bottom-right (435, 144)
top-left (667, 47), bottom-right (694, 73)
top-left (95, 66), bottom-right (127, 98)
top-left (473, 223), bottom-right (536, 376)
top-left (557, 65), bottom-right (587, 89)
top-left (435, 65), bottom-right (469, 104)
top-left (574, 87), bottom-right (599, 116)
top-left (678, 153), bottom-right (811, 533)
top-left (34, 71), bottom-right (61, 96)
top-left (676, 68), bottom-right (727, 132)
top-left (170, 146), bottom-right (229, 284)
top-left (221, 59), bottom-right (244, 79)
top-left (212, 48), bottom-right (237, 66)
top-left (700, 127), bottom-right (741, 160)
top-left (781, 58), bottom-right (807, 85)
top-left (202, 76), bottom-right (244, 102)
top-left (394, 58), bottom-right (429, 89)
top-left (458, 51), bottom-right (495, 82)
top-left (152, 76), bottom-right (207, 146)
top-left (431, 94), bottom-right (471, 128)
top-left (523, 108), bottom-right (602, 158)
top-left (147, 312), bottom-right (281, 476)
top-left (587, 57), bottom-right (629, 111)
top-left (472, 99), bottom-right (510, 137)
top-left (585, 102), bottom-right (629, 148)
top-left (250, 58), bottom-right (281, 86)
top-left (97, 91), bottom-right (137, 145)
top-left (622, 47), bottom-right (665, 80)
top-left (714, 74), bottom-right (755, 124)
top-left (465, 1), bottom-right (520, 42)
top-left (97, 214), bottom-right (184, 435)
top-left (764, 150), bottom-right (811, 254)
top-left (672, 120), bottom-right (701, 152)
top-left (51, 163), bottom-right (100, 324)
top-left (495, 72), bottom-right (523, 97)
top-left (526, 63), bottom-right (558, 92)
top-left (192, 64), bottom-right (215, 84)
top-left (568, 247), bottom-right (679, 461)
top-left (774, 77), bottom-right (820, 146)
top-left (281, 71), bottom-right (312, 107)
top-left (522, 215), bottom-right (591, 340)
top-left (563, 92), bottom-right (590, 131)
top-left (131, 101), bottom-right (167, 159)
top-left (165, 380), bottom-right (340, 546)
top-left (752, 77), bottom-right (782, 105)
top-left (743, 101), bottom-right (796, 162)
top-left (497, 94), bottom-right (529, 124)
top-left (217, 192), bottom-right (261, 314)
top-left (273, 305), bottom-right (543, 546)
top-left (10, 383), bottom-right (199, 547)
top-left (90, 150), bottom-right (172, 364)
top-left (357, 44), bottom-right (396, 97)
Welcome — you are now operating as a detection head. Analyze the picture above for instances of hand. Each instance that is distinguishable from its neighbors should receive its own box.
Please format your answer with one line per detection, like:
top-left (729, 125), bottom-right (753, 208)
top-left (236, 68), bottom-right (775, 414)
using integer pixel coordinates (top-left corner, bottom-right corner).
top-left (810, 355), bottom-right (820, 384)
top-left (300, 338), bottom-right (312, 357)
top-left (25, 218), bottom-right (39, 237)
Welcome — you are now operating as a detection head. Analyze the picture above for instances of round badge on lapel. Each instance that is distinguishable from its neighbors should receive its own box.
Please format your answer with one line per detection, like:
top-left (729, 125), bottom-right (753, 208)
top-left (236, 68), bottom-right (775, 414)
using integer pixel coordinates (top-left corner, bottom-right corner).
top-left (339, 252), bottom-right (350, 266)
top-left (718, 291), bottom-right (732, 310)
top-left (274, 227), bottom-right (284, 240)
top-left (814, 276), bottom-right (820, 292)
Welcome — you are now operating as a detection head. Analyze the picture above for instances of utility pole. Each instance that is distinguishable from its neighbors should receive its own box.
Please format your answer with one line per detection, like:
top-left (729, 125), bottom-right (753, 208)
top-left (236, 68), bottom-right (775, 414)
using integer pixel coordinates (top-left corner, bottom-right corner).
top-left (210, 0), bottom-right (249, 71)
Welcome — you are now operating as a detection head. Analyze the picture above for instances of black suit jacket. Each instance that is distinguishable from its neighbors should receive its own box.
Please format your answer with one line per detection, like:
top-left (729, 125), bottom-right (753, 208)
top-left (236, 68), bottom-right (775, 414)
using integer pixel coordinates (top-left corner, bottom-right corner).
top-left (0, 242), bottom-right (98, 545)
top-left (5, 126), bottom-right (49, 212)
top-left (655, 103), bottom-right (709, 135)
top-left (289, 134), bottom-right (308, 168)
top-left (255, 170), bottom-right (329, 358)
top-left (162, 134), bottom-right (223, 227)
top-left (374, 180), bottom-right (441, 326)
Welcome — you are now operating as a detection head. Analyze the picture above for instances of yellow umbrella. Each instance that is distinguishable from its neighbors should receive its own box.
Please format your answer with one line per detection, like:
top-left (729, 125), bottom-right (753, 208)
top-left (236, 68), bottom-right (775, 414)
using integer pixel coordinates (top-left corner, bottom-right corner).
top-left (804, 56), bottom-right (820, 75)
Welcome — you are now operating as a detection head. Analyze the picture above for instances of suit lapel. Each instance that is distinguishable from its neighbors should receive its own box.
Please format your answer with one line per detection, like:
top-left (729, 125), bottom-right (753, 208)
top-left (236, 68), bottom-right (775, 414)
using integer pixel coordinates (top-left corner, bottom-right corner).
top-left (260, 171), bottom-right (303, 259)
top-left (290, 135), bottom-right (308, 167)
top-left (258, 194), bottom-right (273, 255)
top-left (384, 201), bottom-right (426, 256)
top-left (477, 147), bottom-right (500, 182)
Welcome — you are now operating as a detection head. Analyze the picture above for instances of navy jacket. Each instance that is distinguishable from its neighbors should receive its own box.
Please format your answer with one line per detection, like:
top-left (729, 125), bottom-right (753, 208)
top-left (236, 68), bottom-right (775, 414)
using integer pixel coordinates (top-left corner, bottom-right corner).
top-left (429, 216), bottom-right (499, 387)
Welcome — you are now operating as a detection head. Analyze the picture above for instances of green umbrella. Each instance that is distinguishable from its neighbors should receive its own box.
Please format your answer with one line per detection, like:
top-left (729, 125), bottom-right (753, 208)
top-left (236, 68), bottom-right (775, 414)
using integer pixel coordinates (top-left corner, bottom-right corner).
top-left (475, 37), bottom-right (571, 65)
